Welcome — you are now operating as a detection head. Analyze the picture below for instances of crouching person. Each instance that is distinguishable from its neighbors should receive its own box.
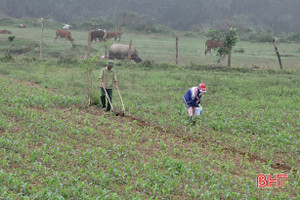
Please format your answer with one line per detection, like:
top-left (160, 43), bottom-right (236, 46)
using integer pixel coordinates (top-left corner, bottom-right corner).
top-left (183, 83), bottom-right (206, 124)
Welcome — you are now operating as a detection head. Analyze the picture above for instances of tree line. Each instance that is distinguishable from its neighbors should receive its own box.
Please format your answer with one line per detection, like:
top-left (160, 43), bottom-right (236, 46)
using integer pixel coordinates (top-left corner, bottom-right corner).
top-left (0, 0), bottom-right (299, 33)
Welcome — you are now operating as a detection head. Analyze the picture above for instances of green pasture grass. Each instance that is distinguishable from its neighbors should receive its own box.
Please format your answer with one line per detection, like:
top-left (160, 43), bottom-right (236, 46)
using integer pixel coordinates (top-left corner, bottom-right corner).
top-left (1, 24), bottom-right (300, 69)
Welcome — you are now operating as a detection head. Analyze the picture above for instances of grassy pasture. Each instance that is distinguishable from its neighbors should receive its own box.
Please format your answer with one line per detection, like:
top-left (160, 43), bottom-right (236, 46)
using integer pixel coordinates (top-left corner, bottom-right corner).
top-left (0, 23), bottom-right (300, 199)
top-left (1, 24), bottom-right (300, 69)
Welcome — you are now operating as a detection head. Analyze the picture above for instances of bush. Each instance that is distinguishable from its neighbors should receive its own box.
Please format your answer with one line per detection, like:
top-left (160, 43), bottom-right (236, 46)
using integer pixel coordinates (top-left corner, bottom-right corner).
top-left (282, 32), bottom-right (300, 42)
top-left (134, 20), bottom-right (171, 34)
top-left (150, 24), bottom-right (172, 34)
top-left (242, 32), bottom-right (273, 43)
top-left (72, 17), bottom-right (115, 30)
top-left (120, 11), bottom-right (173, 34)
top-left (184, 32), bottom-right (193, 37)
top-left (0, 17), bottom-right (21, 26)
top-left (141, 59), bottom-right (155, 68)
top-left (57, 51), bottom-right (79, 64)
top-left (90, 91), bottom-right (101, 106)
top-left (234, 48), bottom-right (245, 53)
top-left (0, 55), bottom-right (14, 62)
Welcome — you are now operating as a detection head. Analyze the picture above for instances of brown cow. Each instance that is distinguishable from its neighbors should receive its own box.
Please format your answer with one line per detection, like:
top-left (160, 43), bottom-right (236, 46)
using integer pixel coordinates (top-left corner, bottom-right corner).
top-left (54, 29), bottom-right (74, 45)
top-left (91, 29), bottom-right (106, 42)
top-left (0, 30), bottom-right (12, 34)
top-left (106, 28), bottom-right (122, 41)
top-left (205, 39), bottom-right (224, 55)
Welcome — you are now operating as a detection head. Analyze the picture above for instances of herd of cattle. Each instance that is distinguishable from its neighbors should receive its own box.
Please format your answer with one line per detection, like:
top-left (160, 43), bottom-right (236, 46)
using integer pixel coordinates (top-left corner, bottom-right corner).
top-left (54, 27), bottom-right (123, 45)
top-left (0, 24), bottom-right (224, 63)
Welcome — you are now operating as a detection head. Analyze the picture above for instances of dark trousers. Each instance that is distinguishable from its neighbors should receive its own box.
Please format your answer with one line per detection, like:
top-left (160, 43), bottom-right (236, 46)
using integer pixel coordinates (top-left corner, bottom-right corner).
top-left (101, 88), bottom-right (113, 111)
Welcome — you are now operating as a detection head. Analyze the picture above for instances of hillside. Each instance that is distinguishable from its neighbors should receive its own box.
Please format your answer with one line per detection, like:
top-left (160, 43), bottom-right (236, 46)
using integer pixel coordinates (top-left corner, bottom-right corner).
top-left (1, 0), bottom-right (300, 33)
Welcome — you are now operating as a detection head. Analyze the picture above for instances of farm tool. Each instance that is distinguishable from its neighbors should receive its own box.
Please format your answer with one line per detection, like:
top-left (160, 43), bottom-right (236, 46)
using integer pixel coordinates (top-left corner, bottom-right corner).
top-left (103, 86), bottom-right (125, 117)
top-left (116, 88), bottom-right (125, 116)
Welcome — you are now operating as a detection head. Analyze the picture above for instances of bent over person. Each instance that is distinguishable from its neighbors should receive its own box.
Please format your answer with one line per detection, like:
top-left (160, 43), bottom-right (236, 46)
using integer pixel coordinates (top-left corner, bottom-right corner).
top-left (183, 83), bottom-right (206, 124)
top-left (99, 60), bottom-right (118, 112)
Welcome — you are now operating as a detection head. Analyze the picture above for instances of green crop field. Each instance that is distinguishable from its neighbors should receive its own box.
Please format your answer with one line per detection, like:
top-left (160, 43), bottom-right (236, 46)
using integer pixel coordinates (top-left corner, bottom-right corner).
top-left (0, 21), bottom-right (299, 199)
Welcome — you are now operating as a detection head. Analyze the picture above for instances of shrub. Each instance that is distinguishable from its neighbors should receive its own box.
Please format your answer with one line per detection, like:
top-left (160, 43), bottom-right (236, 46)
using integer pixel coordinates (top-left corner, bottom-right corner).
top-left (242, 32), bottom-right (273, 43)
top-left (0, 56), bottom-right (14, 63)
top-left (135, 20), bottom-right (170, 34)
top-left (57, 51), bottom-right (79, 64)
top-left (184, 32), bottom-right (193, 37)
top-left (150, 24), bottom-right (172, 34)
top-left (72, 17), bottom-right (115, 30)
top-left (90, 91), bottom-right (101, 106)
top-left (120, 11), bottom-right (172, 34)
top-left (284, 32), bottom-right (300, 42)
top-left (141, 60), bottom-right (155, 68)
top-left (0, 17), bottom-right (20, 26)
top-left (234, 48), bottom-right (245, 53)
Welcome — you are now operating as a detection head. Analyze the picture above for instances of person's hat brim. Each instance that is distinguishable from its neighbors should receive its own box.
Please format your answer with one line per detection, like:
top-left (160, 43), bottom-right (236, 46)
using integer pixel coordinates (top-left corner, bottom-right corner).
top-left (107, 60), bottom-right (114, 66)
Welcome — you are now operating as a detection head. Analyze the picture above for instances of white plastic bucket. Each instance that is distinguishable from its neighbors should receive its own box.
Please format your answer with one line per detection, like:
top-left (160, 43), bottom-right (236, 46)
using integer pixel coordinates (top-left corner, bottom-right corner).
top-left (195, 107), bottom-right (202, 116)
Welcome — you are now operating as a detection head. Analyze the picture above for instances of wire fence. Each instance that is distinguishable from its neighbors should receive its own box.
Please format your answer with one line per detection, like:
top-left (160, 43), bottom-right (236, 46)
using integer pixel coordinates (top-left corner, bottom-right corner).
top-left (1, 26), bottom-right (300, 69)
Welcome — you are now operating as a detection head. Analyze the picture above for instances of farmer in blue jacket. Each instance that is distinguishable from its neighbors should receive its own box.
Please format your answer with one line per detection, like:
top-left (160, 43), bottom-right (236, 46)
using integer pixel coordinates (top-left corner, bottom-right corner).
top-left (183, 83), bottom-right (206, 124)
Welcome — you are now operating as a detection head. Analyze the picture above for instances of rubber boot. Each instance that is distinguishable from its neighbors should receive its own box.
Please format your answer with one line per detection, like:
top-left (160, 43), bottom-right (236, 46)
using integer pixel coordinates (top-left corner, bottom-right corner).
top-left (189, 116), bottom-right (196, 125)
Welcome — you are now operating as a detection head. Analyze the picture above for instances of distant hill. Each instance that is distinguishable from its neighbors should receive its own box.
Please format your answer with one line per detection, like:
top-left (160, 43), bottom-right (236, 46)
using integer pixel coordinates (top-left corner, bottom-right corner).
top-left (0, 0), bottom-right (300, 33)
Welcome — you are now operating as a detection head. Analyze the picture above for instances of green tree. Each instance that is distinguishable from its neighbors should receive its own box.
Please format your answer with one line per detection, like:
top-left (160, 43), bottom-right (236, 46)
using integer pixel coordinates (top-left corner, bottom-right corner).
top-left (207, 28), bottom-right (239, 66)
top-left (79, 56), bottom-right (98, 106)
top-left (6, 35), bottom-right (15, 59)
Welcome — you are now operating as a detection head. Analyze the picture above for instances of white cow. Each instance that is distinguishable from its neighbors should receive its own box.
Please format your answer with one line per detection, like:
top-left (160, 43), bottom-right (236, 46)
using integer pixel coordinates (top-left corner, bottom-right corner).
top-left (62, 24), bottom-right (71, 30)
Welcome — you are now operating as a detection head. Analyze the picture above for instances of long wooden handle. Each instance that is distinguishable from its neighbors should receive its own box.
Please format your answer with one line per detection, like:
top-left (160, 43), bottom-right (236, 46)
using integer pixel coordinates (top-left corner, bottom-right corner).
top-left (102, 85), bottom-right (114, 111)
top-left (117, 88), bottom-right (125, 112)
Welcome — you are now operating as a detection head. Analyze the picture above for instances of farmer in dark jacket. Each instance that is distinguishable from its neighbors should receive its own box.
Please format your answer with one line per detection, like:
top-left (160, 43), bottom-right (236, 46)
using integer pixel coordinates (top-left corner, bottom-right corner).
top-left (183, 83), bottom-right (206, 123)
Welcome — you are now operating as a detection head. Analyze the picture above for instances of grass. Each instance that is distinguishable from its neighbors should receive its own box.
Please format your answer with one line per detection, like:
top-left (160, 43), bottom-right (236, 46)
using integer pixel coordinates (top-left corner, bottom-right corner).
top-left (1, 23), bottom-right (300, 68)
top-left (0, 21), bottom-right (299, 199)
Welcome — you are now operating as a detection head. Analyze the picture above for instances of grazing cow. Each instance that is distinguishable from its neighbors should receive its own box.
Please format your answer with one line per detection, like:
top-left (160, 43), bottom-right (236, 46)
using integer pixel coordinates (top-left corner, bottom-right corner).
top-left (106, 28), bottom-right (123, 41)
top-left (109, 44), bottom-right (142, 63)
top-left (54, 29), bottom-right (74, 45)
top-left (0, 30), bottom-right (12, 34)
top-left (91, 29), bottom-right (106, 42)
top-left (205, 39), bottom-right (224, 55)
top-left (18, 23), bottom-right (27, 28)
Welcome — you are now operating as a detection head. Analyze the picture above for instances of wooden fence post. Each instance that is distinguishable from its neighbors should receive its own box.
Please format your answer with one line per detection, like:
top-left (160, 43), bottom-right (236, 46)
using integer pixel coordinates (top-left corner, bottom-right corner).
top-left (105, 47), bottom-right (107, 59)
top-left (104, 41), bottom-right (108, 59)
top-left (87, 66), bottom-right (92, 106)
top-left (39, 21), bottom-right (45, 59)
top-left (87, 31), bottom-right (91, 58)
top-left (228, 53), bottom-right (231, 67)
top-left (272, 38), bottom-right (283, 70)
top-left (128, 40), bottom-right (132, 60)
top-left (176, 36), bottom-right (178, 65)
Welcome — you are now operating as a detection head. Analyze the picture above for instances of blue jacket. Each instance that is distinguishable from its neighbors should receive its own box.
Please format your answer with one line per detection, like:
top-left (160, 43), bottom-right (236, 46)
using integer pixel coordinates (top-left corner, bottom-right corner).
top-left (183, 87), bottom-right (202, 107)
